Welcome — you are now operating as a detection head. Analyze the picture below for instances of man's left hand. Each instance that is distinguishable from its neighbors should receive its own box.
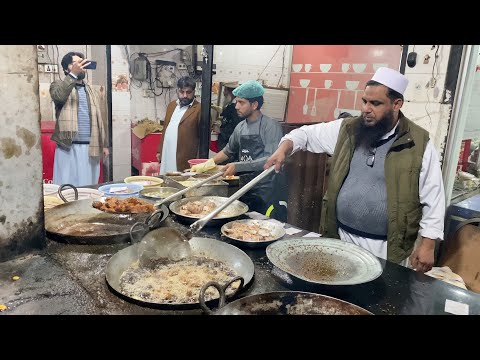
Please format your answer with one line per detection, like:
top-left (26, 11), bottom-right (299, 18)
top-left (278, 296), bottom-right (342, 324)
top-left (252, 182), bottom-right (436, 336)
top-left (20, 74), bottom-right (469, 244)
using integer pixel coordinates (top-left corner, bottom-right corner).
top-left (409, 237), bottom-right (436, 273)
top-left (103, 147), bottom-right (110, 161)
top-left (223, 163), bottom-right (236, 177)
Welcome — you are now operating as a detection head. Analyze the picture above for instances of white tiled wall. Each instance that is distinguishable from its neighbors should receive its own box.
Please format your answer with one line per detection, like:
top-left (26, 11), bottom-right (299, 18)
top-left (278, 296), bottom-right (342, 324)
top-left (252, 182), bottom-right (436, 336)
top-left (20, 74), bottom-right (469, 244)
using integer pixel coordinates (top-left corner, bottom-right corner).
top-left (127, 45), bottom-right (192, 123)
top-left (403, 45), bottom-right (452, 159)
top-left (125, 45), bottom-right (292, 124)
top-left (213, 45), bottom-right (292, 88)
top-left (111, 45), bottom-right (131, 181)
top-left (464, 65), bottom-right (480, 140)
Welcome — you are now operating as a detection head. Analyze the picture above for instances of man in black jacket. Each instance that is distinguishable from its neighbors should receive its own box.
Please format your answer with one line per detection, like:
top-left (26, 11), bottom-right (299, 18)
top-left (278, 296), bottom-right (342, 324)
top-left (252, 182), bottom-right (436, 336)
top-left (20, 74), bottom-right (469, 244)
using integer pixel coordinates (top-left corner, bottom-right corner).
top-left (218, 82), bottom-right (242, 162)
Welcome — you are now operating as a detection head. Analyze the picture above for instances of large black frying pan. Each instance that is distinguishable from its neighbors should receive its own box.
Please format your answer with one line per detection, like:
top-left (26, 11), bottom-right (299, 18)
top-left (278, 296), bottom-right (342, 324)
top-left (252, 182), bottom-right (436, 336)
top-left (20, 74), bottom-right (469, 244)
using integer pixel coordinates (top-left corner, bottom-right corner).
top-left (45, 196), bottom-right (169, 245)
top-left (200, 290), bottom-right (372, 315)
top-left (105, 237), bottom-right (255, 309)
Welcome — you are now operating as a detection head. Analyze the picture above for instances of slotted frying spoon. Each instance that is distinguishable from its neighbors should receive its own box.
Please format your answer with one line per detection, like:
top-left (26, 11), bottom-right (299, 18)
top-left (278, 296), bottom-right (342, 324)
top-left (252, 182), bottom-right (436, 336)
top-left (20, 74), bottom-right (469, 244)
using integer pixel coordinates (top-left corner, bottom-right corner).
top-left (131, 166), bottom-right (277, 268)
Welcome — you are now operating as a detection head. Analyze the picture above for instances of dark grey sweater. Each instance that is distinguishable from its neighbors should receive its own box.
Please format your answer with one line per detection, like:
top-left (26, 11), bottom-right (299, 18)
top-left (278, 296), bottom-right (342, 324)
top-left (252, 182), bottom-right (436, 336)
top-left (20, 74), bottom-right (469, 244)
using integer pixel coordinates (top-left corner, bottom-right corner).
top-left (336, 133), bottom-right (397, 238)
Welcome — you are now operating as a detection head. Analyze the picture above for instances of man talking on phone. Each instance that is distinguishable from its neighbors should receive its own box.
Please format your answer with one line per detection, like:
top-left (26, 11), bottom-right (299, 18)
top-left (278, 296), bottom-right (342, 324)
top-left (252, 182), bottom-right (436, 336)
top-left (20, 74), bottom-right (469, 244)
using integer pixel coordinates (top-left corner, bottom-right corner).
top-left (50, 51), bottom-right (109, 186)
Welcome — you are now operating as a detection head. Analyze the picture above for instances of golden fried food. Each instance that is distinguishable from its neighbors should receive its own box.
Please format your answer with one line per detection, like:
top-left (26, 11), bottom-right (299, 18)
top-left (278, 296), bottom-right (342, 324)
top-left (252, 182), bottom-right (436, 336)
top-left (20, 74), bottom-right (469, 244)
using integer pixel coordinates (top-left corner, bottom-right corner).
top-left (92, 197), bottom-right (155, 213)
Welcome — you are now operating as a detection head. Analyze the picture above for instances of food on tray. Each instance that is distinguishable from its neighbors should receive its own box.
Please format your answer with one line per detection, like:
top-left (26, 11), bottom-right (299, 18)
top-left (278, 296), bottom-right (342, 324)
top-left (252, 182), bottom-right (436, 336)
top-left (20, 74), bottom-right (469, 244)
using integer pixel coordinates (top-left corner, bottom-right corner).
top-left (224, 221), bottom-right (275, 241)
top-left (44, 196), bottom-right (64, 211)
top-left (124, 176), bottom-right (163, 187)
top-left (108, 186), bottom-right (135, 194)
top-left (190, 158), bottom-right (216, 173)
top-left (120, 256), bottom-right (240, 304)
top-left (92, 197), bottom-right (155, 213)
top-left (130, 180), bottom-right (158, 186)
top-left (144, 189), bottom-right (179, 198)
top-left (178, 200), bottom-right (236, 218)
top-left (180, 200), bottom-right (216, 215)
top-left (178, 178), bottom-right (224, 187)
top-left (178, 180), bottom-right (201, 188)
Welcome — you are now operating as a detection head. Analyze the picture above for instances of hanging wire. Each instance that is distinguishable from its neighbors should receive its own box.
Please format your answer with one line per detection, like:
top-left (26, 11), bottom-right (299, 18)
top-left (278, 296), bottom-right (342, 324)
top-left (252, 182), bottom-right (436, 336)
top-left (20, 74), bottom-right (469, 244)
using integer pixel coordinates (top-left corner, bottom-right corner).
top-left (257, 45), bottom-right (282, 82)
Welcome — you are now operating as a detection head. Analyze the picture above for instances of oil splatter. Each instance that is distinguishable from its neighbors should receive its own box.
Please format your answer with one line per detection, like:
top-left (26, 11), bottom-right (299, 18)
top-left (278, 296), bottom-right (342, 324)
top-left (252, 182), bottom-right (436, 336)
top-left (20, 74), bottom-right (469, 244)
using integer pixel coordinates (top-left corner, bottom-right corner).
top-left (0, 215), bottom-right (6, 224)
top-left (16, 128), bottom-right (36, 150)
top-left (0, 138), bottom-right (22, 159)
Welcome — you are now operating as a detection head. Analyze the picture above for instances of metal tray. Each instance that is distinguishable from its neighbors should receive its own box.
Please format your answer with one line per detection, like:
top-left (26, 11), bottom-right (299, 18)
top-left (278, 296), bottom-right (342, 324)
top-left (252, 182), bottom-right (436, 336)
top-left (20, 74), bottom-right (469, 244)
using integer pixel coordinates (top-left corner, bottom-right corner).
top-left (167, 175), bottom-right (228, 197)
top-left (221, 219), bottom-right (285, 248)
top-left (266, 238), bottom-right (383, 286)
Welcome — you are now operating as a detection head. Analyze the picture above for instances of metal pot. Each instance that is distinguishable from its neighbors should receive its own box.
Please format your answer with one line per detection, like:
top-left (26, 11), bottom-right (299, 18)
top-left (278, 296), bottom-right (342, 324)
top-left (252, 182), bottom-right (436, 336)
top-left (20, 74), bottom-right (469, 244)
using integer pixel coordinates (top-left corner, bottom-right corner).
top-left (140, 187), bottom-right (183, 202)
top-left (105, 237), bottom-right (255, 309)
top-left (200, 290), bottom-right (372, 315)
top-left (45, 197), bottom-right (169, 245)
top-left (169, 196), bottom-right (248, 227)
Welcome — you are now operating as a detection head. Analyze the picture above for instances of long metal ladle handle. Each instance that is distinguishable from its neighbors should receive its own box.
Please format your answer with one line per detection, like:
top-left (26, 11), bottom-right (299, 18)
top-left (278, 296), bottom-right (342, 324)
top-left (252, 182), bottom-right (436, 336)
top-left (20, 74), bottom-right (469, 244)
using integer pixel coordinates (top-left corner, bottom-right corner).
top-left (154, 171), bottom-right (223, 208)
top-left (189, 166), bottom-right (276, 233)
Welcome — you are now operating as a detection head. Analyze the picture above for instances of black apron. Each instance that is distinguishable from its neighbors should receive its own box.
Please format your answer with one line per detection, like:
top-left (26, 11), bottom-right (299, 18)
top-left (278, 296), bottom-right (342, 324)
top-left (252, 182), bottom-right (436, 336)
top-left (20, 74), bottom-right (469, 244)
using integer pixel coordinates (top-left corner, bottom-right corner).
top-left (238, 116), bottom-right (273, 215)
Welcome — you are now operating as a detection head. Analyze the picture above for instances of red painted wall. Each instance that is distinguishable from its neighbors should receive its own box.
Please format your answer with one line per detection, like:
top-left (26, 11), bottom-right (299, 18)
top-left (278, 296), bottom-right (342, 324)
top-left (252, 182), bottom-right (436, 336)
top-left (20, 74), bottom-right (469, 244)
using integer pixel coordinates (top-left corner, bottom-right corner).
top-left (286, 45), bottom-right (402, 123)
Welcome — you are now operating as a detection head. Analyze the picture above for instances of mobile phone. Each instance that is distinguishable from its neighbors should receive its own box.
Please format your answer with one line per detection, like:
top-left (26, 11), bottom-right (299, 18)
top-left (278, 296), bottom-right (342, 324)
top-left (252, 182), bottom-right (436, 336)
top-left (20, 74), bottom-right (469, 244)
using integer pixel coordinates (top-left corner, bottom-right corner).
top-left (84, 61), bottom-right (97, 70)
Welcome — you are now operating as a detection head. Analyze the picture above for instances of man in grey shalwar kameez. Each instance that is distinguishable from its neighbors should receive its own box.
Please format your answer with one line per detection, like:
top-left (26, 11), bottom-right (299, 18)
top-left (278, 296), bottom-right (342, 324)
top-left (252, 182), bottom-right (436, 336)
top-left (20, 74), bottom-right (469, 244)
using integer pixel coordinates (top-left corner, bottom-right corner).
top-left (50, 51), bottom-right (109, 186)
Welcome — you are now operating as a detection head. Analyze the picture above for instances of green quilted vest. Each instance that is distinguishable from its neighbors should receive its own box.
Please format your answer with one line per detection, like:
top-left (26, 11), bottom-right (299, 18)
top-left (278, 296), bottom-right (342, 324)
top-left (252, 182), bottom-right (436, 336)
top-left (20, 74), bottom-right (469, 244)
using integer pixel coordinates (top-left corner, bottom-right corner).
top-left (320, 112), bottom-right (430, 263)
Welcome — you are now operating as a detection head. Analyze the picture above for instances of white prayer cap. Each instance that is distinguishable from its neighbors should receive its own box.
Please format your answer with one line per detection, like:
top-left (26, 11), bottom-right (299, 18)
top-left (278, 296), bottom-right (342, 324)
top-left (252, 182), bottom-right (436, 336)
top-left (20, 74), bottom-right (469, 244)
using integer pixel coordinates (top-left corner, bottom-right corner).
top-left (371, 67), bottom-right (409, 95)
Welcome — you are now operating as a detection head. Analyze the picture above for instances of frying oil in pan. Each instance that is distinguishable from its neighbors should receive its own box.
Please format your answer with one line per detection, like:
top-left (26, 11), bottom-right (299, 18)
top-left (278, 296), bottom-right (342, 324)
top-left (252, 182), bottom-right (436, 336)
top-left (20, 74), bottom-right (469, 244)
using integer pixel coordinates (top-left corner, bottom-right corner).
top-left (119, 256), bottom-right (239, 304)
top-left (57, 222), bottom-right (131, 236)
top-left (51, 213), bottom-right (143, 236)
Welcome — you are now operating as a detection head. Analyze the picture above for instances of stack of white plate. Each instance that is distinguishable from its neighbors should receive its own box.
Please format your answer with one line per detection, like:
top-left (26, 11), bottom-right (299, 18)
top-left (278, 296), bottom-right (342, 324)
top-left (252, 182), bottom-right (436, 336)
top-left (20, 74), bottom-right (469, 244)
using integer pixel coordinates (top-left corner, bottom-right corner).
top-left (43, 183), bottom-right (60, 196)
top-left (57, 188), bottom-right (104, 202)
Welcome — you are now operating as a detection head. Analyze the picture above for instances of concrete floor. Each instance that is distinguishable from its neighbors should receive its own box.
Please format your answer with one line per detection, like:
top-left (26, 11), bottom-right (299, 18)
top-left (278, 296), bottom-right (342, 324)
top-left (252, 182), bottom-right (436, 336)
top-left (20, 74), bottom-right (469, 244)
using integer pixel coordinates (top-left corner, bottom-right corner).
top-left (0, 239), bottom-right (200, 315)
top-left (0, 250), bottom-right (98, 315)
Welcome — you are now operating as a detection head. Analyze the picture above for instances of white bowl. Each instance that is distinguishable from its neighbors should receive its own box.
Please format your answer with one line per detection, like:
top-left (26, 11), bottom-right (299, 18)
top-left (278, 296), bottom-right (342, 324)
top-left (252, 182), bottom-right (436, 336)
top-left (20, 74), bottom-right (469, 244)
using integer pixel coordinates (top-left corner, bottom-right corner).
top-left (43, 183), bottom-right (60, 196)
top-left (124, 175), bottom-right (164, 188)
top-left (342, 63), bottom-right (350, 73)
top-left (98, 183), bottom-right (143, 197)
top-left (352, 63), bottom-right (367, 73)
top-left (304, 64), bottom-right (312, 72)
top-left (319, 64), bottom-right (332, 72)
top-left (299, 79), bottom-right (310, 88)
top-left (292, 64), bottom-right (303, 72)
top-left (57, 188), bottom-right (104, 202)
top-left (346, 81), bottom-right (359, 90)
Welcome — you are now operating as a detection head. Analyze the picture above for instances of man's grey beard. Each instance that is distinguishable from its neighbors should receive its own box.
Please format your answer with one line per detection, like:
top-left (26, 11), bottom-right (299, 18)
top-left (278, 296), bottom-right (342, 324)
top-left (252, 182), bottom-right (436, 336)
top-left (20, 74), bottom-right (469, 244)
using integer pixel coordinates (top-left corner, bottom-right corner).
top-left (355, 110), bottom-right (394, 149)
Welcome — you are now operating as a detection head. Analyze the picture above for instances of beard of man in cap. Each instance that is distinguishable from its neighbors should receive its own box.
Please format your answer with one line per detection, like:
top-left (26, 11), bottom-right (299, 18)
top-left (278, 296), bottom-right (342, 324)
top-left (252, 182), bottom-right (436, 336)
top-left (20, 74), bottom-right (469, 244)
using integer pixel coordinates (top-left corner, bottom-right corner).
top-left (354, 78), bottom-right (404, 150)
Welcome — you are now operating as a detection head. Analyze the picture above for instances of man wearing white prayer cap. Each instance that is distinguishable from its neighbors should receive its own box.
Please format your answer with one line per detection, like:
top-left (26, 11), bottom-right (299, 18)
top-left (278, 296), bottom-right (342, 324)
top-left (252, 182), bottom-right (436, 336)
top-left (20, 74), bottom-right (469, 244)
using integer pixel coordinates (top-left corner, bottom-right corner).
top-left (265, 67), bottom-right (445, 273)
